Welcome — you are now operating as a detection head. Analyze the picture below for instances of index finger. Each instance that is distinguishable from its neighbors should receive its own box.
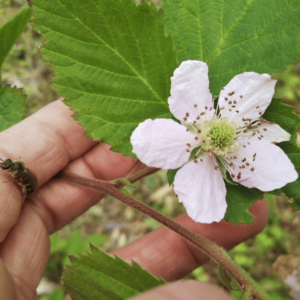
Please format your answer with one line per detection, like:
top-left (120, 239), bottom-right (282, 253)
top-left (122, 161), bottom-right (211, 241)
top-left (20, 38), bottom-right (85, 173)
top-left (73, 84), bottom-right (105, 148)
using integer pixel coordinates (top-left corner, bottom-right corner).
top-left (0, 100), bottom-right (95, 241)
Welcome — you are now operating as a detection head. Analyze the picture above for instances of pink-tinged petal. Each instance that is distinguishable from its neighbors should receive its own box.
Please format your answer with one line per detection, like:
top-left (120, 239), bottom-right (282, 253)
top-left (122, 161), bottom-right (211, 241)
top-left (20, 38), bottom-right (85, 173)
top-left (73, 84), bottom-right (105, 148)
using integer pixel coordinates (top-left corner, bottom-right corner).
top-left (228, 139), bottom-right (298, 191)
top-left (174, 156), bottom-right (227, 223)
top-left (244, 122), bottom-right (291, 143)
top-left (168, 61), bottom-right (214, 123)
top-left (218, 72), bottom-right (276, 126)
top-left (131, 119), bottom-right (200, 169)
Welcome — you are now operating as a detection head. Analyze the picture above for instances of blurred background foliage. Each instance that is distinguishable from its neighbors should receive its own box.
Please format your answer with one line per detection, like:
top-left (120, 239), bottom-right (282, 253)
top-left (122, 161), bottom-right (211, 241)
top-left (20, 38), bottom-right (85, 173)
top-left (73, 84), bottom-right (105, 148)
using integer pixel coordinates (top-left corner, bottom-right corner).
top-left (1, 0), bottom-right (300, 299)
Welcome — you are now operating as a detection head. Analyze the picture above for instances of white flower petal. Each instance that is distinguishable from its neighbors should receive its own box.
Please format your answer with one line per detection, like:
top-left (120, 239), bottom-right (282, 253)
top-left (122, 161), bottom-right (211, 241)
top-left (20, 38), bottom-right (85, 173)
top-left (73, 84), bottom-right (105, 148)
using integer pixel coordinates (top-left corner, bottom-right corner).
top-left (168, 61), bottom-right (214, 123)
top-left (245, 122), bottom-right (291, 143)
top-left (174, 156), bottom-right (227, 223)
top-left (218, 72), bottom-right (276, 126)
top-left (228, 139), bottom-right (298, 191)
top-left (131, 119), bottom-right (200, 169)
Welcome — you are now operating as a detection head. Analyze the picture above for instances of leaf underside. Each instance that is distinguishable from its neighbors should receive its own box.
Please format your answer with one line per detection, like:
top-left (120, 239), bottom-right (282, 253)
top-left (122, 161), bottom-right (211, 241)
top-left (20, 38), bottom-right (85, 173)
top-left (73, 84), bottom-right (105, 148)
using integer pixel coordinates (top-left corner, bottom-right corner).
top-left (0, 86), bottom-right (26, 131)
top-left (32, 0), bottom-right (178, 157)
top-left (0, 4), bottom-right (31, 69)
top-left (162, 0), bottom-right (300, 95)
top-left (62, 245), bottom-right (165, 300)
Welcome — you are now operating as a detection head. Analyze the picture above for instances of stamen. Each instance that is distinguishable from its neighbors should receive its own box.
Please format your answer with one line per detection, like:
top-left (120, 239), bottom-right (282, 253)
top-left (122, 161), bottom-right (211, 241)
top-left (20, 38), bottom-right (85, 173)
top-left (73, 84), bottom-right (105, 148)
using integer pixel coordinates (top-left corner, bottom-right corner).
top-left (184, 117), bottom-right (187, 121)
top-left (195, 137), bottom-right (199, 141)
top-left (194, 104), bottom-right (198, 108)
top-left (198, 129), bottom-right (201, 133)
top-left (194, 160), bottom-right (198, 163)
top-left (231, 173), bottom-right (235, 178)
top-left (240, 95), bottom-right (243, 98)
top-left (186, 112), bottom-right (189, 117)
top-left (263, 128), bottom-right (267, 131)
top-left (251, 167), bottom-right (255, 171)
top-left (187, 143), bottom-right (191, 147)
top-left (228, 91), bottom-right (235, 96)
top-left (225, 97), bottom-right (228, 101)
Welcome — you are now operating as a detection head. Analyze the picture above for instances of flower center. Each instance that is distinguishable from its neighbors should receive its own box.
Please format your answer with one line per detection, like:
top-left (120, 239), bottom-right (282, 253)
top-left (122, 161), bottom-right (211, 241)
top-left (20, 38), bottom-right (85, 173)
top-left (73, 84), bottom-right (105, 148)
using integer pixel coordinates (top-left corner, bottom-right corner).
top-left (209, 121), bottom-right (236, 150)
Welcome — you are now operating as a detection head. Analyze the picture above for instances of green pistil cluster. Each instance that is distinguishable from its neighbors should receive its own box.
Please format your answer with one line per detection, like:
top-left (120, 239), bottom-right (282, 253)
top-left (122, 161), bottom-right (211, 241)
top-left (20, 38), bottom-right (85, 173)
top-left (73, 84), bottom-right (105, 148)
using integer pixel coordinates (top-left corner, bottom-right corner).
top-left (209, 121), bottom-right (236, 150)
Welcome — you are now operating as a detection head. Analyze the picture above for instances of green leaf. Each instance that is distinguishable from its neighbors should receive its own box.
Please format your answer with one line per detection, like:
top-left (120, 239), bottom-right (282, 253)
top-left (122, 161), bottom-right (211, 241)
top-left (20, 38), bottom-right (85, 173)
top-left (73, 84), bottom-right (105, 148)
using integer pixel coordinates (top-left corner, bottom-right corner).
top-left (0, 4), bottom-right (31, 70)
top-left (278, 142), bottom-right (300, 210)
top-left (62, 245), bottom-right (165, 300)
top-left (162, 0), bottom-right (300, 95)
top-left (263, 98), bottom-right (300, 143)
top-left (32, 0), bottom-right (177, 157)
top-left (0, 86), bottom-right (26, 131)
top-left (167, 168), bottom-right (179, 186)
top-left (224, 184), bottom-right (263, 225)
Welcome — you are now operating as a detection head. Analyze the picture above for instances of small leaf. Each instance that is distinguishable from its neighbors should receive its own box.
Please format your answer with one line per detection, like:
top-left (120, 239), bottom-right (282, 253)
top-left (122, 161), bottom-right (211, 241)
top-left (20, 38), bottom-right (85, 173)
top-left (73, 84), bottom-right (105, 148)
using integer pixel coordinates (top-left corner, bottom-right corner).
top-left (224, 184), bottom-right (264, 225)
top-left (278, 142), bottom-right (300, 210)
top-left (62, 245), bottom-right (165, 300)
top-left (167, 168), bottom-right (179, 186)
top-left (32, 0), bottom-right (178, 157)
top-left (263, 98), bottom-right (300, 143)
top-left (0, 86), bottom-right (26, 131)
top-left (162, 0), bottom-right (300, 95)
top-left (0, 5), bottom-right (31, 69)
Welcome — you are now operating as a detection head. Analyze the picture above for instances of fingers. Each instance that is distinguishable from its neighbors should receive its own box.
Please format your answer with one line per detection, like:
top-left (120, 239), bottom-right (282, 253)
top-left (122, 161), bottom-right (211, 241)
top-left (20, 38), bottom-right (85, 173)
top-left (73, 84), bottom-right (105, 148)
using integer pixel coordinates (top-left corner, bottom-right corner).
top-left (129, 281), bottom-right (234, 300)
top-left (0, 204), bottom-right (49, 300)
top-left (114, 199), bottom-right (269, 281)
top-left (0, 100), bottom-right (95, 241)
top-left (29, 142), bottom-right (138, 233)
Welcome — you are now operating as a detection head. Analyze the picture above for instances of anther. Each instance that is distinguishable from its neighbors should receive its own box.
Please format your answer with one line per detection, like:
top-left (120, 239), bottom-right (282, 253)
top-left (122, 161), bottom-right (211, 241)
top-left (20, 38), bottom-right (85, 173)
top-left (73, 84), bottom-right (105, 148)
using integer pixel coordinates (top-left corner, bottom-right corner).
top-left (228, 91), bottom-right (235, 96)
top-left (184, 117), bottom-right (187, 121)
top-left (186, 128), bottom-right (189, 132)
top-left (186, 149), bottom-right (190, 152)
top-left (236, 110), bottom-right (239, 113)
top-left (246, 163), bottom-right (250, 166)
top-left (259, 112), bottom-right (262, 115)
top-left (237, 172), bottom-right (241, 180)
top-left (186, 112), bottom-right (189, 117)
top-left (205, 106), bottom-right (208, 110)
top-left (229, 101), bottom-right (232, 104)
top-left (209, 107), bottom-right (213, 111)
top-left (242, 158), bottom-right (246, 162)
top-left (198, 129), bottom-right (201, 133)
top-left (195, 137), bottom-right (199, 140)
top-left (232, 105), bottom-right (236, 108)
top-left (194, 104), bottom-right (198, 108)
top-left (231, 173), bottom-right (235, 178)
top-left (251, 167), bottom-right (255, 172)
top-left (234, 100), bottom-right (237, 104)
top-left (225, 97), bottom-right (228, 101)
top-left (240, 95), bottom-right (243, 98)
top-left (229, 162), bottom-right (234, 167)
top-left (200, 159), bottom-right (203, 162)
top-left (187, 143), bottom-right (191, 147)
top-left (256, 106), bottom-right (260, 109)
top-left (263, 128), bottom-right (267, 131)
top-left (194, 160), bottom-right (198, 163)
top-left (200, 112), bottom-right (205, 116)
top-left (196, 116), bottom-right (200, 120)
top-left (214, 166), bottom-right (219, 170)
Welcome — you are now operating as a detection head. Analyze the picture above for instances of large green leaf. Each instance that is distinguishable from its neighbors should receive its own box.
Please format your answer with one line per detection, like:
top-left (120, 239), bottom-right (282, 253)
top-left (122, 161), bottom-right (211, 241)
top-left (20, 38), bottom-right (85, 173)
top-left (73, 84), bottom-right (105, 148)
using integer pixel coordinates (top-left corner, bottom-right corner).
top-left (32, 0), bottom-right (177, 157)
top-left (0, 5), bottom-right (31, 70)
top-left (62, 245), bottom-right (165, 300)
top-left (0, 86), bottom-right (26, 131)
top-left (162, 0), bottom-right (300, 95)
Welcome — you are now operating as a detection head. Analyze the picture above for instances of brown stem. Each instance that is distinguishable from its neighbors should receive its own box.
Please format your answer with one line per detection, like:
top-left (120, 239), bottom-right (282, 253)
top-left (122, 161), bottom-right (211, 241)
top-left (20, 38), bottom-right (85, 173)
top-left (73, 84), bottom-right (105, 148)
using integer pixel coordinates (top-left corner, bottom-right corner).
top-left (56, 171), bottom-right (272, 300)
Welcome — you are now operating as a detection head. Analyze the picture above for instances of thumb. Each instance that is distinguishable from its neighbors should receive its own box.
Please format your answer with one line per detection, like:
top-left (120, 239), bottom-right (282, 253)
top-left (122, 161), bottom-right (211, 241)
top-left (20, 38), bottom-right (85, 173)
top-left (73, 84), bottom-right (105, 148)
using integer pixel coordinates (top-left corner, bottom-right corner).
top-left (129, 280), bottom-right (235, 300)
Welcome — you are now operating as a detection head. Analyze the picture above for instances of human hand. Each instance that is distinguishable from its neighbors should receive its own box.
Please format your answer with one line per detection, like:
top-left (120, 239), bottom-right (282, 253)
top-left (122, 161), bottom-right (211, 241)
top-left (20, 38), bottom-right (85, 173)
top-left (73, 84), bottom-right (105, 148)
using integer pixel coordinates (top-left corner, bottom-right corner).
top-left (0, 100), bottom-right (268, 299)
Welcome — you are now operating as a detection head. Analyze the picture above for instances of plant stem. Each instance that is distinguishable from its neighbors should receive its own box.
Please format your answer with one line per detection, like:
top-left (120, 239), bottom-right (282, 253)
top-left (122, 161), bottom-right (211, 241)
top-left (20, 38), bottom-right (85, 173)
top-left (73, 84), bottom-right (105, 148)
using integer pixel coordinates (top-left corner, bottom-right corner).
top-left (56, 170), bottom-right (272, 300)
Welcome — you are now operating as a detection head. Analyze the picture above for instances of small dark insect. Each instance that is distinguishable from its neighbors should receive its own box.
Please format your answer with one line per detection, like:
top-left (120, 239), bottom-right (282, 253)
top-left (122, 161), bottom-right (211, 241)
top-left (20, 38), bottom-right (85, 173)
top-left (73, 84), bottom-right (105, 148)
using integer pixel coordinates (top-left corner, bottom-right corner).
top-left (0, 158), bottom-right (38, 197)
